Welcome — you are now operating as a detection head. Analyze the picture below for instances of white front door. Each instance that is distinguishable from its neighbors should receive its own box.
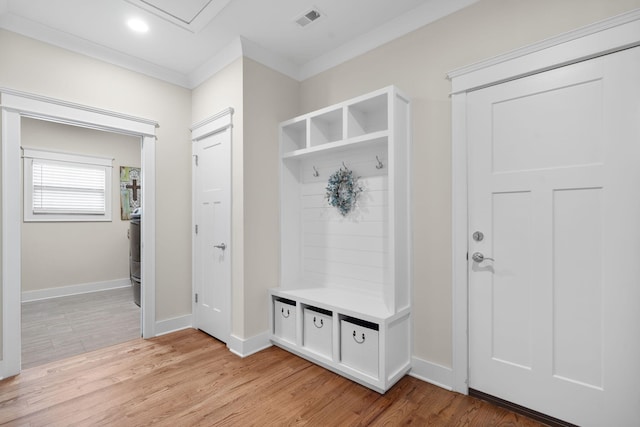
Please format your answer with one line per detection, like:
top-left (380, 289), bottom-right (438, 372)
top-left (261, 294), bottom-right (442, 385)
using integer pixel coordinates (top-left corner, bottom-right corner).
top-left (468, 46), bottom-right (640, 426)
top-left (193, 128), bottom-right (231, 343)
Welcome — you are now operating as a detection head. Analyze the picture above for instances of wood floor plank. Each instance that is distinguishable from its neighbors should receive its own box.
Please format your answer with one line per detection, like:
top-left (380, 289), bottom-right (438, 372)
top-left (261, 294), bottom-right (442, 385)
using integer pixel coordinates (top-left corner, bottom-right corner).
top-left (21, 343), bottom-right (230, 426)
top-left (0, 329), bottom-right (547, 426)
top-left (21, 287), bottom-right (140, 369)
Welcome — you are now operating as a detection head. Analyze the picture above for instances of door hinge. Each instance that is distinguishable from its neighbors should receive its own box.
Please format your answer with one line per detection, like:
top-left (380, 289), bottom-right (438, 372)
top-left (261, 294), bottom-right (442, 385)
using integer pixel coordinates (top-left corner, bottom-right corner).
top-left (193, 154), bottom-right (198, 166)
top-left (195, 293), bottom-right (198, 303)
top-left (195, 224), bottom-right (199, 234)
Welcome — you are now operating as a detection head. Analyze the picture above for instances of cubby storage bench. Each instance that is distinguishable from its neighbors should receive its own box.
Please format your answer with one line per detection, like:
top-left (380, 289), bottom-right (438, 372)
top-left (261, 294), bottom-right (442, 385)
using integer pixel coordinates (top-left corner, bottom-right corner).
top-left (270, 86), bottom-right (411, 393)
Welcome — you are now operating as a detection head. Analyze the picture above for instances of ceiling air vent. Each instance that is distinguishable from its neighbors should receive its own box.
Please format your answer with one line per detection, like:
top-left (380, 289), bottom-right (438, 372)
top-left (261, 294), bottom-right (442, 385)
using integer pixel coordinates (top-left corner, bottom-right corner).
top-left (295, 8), bottom-right (323, 28)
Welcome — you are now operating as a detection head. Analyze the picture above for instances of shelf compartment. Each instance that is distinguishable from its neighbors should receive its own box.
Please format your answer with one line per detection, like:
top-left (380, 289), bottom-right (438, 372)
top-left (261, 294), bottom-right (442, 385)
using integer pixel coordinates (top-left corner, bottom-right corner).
top-left (281, 119), bottom-right (307, 153)
top-left (348, 94), bottom-right (388, 138)
top-left (310, 108), bottom-right (343, 147)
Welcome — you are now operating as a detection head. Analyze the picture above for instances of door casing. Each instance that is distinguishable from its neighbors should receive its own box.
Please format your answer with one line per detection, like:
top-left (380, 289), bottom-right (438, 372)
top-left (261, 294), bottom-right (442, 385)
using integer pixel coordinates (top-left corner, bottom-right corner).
top-left (449, 9), bottom-right (640, 394)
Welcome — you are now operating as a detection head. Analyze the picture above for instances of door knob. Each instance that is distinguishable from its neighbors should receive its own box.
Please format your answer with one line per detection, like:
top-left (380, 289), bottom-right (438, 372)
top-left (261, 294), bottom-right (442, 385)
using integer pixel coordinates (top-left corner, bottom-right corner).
top-left (213, 243), bottom-right (227, 250)
top-left (472, 252), bottom-right (494, 263)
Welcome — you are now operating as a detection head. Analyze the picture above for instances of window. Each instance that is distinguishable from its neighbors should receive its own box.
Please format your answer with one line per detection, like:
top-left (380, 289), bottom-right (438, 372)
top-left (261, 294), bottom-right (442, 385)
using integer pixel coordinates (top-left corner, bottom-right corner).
top-left (23, 148), bottom-right (113, 221)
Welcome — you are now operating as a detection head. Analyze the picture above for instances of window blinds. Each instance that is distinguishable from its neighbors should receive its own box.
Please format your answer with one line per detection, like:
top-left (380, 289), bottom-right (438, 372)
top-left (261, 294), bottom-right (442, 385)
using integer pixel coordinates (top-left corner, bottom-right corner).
top-left (23, 148), bottom-right (113, 221)
top-left (31, 160), bottom-right (106, 214)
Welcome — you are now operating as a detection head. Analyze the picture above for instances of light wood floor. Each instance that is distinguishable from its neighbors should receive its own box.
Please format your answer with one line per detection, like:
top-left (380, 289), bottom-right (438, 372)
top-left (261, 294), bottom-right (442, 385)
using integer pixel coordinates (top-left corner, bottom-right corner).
top-left (21, 286), bottom-right (140, 369)
top-left (1, 328), bottom-right (545, 426)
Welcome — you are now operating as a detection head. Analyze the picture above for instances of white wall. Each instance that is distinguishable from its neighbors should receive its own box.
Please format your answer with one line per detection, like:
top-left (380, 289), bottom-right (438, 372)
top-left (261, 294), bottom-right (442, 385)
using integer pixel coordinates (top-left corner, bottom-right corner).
top-left (298, 0), bottom-right (640, 368)
top-left (21, 118), bottom-right (140, 293)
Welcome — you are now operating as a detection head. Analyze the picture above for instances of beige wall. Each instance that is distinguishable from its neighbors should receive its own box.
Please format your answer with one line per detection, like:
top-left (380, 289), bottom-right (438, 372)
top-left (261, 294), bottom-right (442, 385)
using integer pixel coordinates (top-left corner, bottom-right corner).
top-left (0, 28), bottom-right (193, 340)
top-left (298, 0), bottom-right (640, 367)
top-left (191, 57), bottom-right (299, 339)
top-left (242, 58), bottom-right (299, 338)
top-left (21, 119), bottom-right (141, 292)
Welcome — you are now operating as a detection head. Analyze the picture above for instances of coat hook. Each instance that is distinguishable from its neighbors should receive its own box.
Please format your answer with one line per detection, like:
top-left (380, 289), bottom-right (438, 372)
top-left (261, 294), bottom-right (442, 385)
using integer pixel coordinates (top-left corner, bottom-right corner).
top-left (342, 161), bottom-right (348, 170)
top-left (312, 166), bottom-right (319, 177)
top-left (375, 156), bottom-right (384, 169)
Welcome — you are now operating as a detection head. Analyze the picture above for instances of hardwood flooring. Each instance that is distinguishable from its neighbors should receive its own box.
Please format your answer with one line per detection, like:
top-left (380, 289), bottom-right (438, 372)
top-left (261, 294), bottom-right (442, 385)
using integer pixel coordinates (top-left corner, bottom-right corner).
top-left (21, 287), bottom-right (140, 369)
top-left (1, 328), bottom-right (546, 426)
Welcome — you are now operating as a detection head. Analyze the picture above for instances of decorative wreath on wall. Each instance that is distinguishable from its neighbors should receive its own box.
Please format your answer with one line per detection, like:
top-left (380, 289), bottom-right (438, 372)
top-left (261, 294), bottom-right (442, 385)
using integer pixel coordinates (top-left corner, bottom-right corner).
top-left (325, 166), bottom-right (363, 216)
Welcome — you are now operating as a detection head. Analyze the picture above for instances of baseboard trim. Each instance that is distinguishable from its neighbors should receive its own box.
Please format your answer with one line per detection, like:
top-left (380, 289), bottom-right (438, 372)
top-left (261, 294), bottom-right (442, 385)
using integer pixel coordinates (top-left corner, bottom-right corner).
top-left (154, 315), bottom-right (193, 337)
top-left (21, 278), bottom-right (131, 302)
top-left (227, 331), bottom-right (271, 358)
top-left (409, 356), bottom-right (454, 391)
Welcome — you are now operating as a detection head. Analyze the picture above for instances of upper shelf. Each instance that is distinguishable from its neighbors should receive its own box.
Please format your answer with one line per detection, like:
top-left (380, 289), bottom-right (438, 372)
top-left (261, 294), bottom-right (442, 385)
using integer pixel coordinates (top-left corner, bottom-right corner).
top-left (280, 87), bottom-right (396, 159)
top-left (281, 118), bottom-right (307, 153)
top-left (282, 131), bottom-right (388, 160)
top-left (310, 108), bottom-right (342, 147)
top-left (347, 93), bottom-right (387, 138)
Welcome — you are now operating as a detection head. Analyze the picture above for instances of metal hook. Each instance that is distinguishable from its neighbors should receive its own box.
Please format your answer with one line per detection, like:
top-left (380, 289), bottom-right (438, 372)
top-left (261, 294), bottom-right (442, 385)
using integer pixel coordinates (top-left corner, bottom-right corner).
top-left (312, 166), bottom-right (319, 177)
top-left (375, 156), bottom-right (384, 169)
top-left (342, 161), bottom-right (349, 171)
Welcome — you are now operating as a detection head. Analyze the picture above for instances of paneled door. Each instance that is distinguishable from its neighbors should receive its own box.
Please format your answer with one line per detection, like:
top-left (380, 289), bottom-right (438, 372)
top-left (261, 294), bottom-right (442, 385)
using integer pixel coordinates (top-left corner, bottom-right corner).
top-left (193, 127), bottom-right (231, 343)
top-left (468, 47), bottom-right (640, 426)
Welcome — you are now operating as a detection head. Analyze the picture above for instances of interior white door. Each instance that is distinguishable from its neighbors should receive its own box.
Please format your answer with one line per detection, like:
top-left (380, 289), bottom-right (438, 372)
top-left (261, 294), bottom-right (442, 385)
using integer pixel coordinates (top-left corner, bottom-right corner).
top-left (193, 128), bottom-right (231, 343)
top-left (468, 46), bottom-right (640, 426)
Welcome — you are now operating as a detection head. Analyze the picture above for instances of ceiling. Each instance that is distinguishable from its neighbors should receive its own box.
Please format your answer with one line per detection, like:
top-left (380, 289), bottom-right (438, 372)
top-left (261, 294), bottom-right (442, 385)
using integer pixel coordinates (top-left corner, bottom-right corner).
top-left (0, 0), bottom-right (477, 88)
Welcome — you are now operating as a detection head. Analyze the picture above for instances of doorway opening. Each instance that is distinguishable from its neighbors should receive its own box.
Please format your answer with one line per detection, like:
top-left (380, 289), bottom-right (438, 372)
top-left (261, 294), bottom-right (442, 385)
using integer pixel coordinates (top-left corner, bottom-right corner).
top-left (1, 88), bottom-right (157, 378)
top-left (20, 118), bottom-right (142, 368)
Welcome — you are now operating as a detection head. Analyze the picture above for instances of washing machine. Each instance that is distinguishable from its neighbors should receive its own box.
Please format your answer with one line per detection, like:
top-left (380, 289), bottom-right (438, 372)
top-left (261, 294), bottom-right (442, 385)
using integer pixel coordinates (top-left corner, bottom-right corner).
top-left (129, 208), bottom-right (141, 306)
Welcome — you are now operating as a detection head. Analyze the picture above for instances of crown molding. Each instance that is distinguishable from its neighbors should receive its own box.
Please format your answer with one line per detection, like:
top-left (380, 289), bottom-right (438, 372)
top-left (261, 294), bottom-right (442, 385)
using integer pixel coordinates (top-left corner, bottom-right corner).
top-left (0, 0), bottom-right (480, 89)
top-left (0, 12), bottom-right (190, 87)
top-left (240, 37), bottom-right (301, 81)
top-left (187, 37), bottom-right (243, 88)
top-left (298, 0), bottom-right (479, 80)
top-left (187, 37), bottom-right (301, 88)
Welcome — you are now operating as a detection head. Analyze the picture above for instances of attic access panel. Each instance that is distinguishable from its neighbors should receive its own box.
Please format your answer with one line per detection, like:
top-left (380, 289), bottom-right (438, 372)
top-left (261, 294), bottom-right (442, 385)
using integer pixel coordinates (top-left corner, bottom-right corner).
top-left (126, 0), bottom-right (231, 33)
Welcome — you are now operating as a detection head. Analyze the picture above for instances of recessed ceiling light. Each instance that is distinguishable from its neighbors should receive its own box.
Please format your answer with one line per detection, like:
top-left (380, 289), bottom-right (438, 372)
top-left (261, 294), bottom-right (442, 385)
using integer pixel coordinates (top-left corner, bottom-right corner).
top-left (127, 18), bottom-right (149, 33)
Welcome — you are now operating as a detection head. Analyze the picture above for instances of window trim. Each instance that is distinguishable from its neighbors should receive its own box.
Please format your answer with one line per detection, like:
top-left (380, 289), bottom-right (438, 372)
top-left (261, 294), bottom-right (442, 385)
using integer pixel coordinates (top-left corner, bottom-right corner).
top-left (23, 148), bottom-right (113, 222)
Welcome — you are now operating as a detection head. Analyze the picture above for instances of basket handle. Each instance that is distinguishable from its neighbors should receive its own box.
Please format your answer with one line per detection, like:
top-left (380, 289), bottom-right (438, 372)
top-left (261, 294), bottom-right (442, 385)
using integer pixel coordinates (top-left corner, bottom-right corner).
top-left (313, 316), bottom-right (324, 328)
top-left (352, 330), bottom-right (365, 344)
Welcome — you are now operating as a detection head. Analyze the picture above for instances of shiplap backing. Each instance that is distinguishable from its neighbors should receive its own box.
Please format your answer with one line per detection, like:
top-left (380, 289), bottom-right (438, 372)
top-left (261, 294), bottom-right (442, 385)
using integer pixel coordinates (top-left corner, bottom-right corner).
top-left (299, 150), bottom-right (388, 298)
